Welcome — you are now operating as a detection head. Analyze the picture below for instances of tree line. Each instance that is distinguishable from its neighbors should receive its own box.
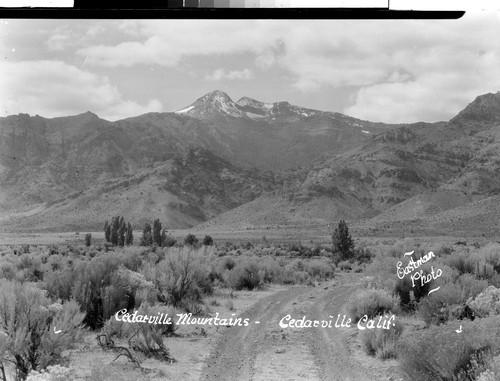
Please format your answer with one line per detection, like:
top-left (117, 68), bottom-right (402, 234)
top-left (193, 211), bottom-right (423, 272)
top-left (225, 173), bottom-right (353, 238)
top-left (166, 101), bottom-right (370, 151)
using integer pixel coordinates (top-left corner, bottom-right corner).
top-left (102, 217), bottom-right (214, 248)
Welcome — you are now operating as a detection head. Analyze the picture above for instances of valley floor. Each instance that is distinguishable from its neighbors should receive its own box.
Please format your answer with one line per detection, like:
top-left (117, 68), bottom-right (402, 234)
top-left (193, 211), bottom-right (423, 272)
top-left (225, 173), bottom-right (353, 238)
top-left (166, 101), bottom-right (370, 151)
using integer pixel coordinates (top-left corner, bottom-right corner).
top-left (5, 274), bottom-right (400, 381)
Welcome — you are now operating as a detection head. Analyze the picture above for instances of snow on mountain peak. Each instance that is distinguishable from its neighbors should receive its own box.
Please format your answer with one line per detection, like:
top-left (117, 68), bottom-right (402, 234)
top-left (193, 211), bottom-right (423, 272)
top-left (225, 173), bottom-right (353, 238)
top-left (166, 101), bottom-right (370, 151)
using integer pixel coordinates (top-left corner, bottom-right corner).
top-left (175, 90), bottom-right (245, 118)
top-left (236, 96), bottom-right (264, 108)
top-left (175, 91), bottom-right (323, 120)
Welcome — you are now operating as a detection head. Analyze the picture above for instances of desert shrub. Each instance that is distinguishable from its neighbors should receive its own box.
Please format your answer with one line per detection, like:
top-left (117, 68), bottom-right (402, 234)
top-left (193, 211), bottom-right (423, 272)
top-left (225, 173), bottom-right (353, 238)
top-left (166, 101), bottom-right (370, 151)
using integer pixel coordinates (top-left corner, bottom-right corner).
top-left (258, 257), bottom-right (284, 284)
top-left (286, 259), bottom-right (306, 272)
top-left (476, 354), bottom-right (500, 381)
top-left (0, 261), bottom-right (16, 281)
top-left (312, 244), bottom-right (322, 256)
top-left (338, 260), bottom-right (352, 271)
top-left (202, 235), bottom-right (214, 246)
top-left (282, 268), bottom-right (312, 285)
top-left (456, 274), bottom-right (488, 300)
top-left (477, 243), bottom-right (500, 273)
top-left (348, 289), bottom-right (399, 322)
top-left (433, 244), bottom-right (454, 257)
top-left (98, 305), bottom-right (174, 365)
top-left (282, 258), bottom-right (327, 285)
top-left (162, 234), bottom-right (176, 247)
top-left (0, 280), bottom-right (84, 381)
top-left (353, 247), bottom-right (374, 264)
top-left (44, 268), bottom-right (75, 301)
top-left (149, 248), bottom-right (213, 308)
top-left (488, 273), bottom-right (500, 288)
top-left (225, 299), bottom-right (234, 311)
top-left (101, 267), bottom-right (155, 321)
top-left (360, 318), bottom-right (404, 359)
top-left (385, 246), bottom-right (403, 258)
top-left (364, 254), bottom-right (399, 292)
top-left (184, 234), bottom-right (198, 246)
top-left (219, 256), bottom-right (236, 272)
top-left (433, 263), bottom-right (460, 286)
top-left (26, 365), bottom-right (72, 381)
top-left (103, 302), bottom-right (178, 340)
top-left (307, 259), bottom-right (335, 280)
top-left (475, 261), bottom-right (497, 283)
top-left (394, 275), bottom-right (430, 311)
top-left (383, 239), bottom-right (419, 258)
top-left (392, 251), bottom-right (454, 310)
top-left (468, 286), bottom-right (500, 318)
top-left (71, 251), bottom-right (144, 329)
top-left (208, 298), bottom-right (220, 306)
top-left (397, 316), bottom-right (500, 381)
top-left (225, 260), bottom-right (263, 290)
top-left (16, 253), bottom-right (44, 282)
top-left (442, 252), bottom-right (476, 275)
top-left (418, 282), bottom-right (469, 326)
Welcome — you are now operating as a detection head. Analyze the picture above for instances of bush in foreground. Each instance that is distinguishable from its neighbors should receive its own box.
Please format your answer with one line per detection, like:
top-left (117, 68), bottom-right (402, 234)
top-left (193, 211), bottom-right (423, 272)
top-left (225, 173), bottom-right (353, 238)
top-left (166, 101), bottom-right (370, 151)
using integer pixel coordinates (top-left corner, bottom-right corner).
top-left (397, 316), bottom-right (500, 381)
top-left (361, 318), bottom-right (404, 359)
top-left (348, 289), bottom-right (399, 322)
top-left (225, 260), bottom-right (263, 291)
top-left (0, 280), bottom-right (84, 380)
top-left (468, 285), bottom-right (500, 318)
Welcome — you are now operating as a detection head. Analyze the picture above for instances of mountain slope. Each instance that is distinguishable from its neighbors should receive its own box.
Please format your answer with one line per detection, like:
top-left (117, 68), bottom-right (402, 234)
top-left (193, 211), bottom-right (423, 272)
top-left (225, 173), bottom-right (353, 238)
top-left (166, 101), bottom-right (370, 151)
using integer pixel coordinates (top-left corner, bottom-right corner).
top-left (1, 90), bottom-right (499, 235)
top-left (201, 92), bottom-right (500, 236)
top-left (0, 146), bottom-right (277, 231)
top-left (174, 90), bottom-right (391, 171)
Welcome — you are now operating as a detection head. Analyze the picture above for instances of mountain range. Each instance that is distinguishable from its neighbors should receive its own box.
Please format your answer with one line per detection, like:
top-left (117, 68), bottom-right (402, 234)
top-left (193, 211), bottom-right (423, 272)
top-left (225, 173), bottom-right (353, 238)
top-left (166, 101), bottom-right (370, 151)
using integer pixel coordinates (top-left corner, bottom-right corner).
top-left (1, 90), bottom-right (499, 236)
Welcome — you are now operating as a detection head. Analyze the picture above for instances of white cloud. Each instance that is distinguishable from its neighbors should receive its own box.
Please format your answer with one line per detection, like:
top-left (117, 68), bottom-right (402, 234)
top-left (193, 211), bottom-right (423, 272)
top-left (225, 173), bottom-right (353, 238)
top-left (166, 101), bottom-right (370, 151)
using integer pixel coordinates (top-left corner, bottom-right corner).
top-left (46, 33), bottom-right (72, 51)
top-left (7, 14), bottom-right (500, 123)
top-left (341, 16), bottom-right (500, 122)
top-left (77, 21), bottom-right (281, 68)
top-left (205, 68), bottom-right (253, 81)
top-left (0, 60), bottom-right (162, 121)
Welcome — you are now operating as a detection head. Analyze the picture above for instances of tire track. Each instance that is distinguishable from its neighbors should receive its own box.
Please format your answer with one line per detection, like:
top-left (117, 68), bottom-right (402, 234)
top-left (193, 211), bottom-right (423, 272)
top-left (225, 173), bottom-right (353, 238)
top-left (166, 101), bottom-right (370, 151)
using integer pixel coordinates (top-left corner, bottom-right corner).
top-left (200, 285), bottom-right (314, 381)
top-left (200, 274), bottom-right (391, 381)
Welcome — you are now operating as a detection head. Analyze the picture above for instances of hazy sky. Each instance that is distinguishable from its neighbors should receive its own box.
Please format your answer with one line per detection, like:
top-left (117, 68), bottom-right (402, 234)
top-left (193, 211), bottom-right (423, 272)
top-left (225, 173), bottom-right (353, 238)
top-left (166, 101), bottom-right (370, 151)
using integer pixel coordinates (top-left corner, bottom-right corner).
top-left (1, 13), bottom-right (500, 123)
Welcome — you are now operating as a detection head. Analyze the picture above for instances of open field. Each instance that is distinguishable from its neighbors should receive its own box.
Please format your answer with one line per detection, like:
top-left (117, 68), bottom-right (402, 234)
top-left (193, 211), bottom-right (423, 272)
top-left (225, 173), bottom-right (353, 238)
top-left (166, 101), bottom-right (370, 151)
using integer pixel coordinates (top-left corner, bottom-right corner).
top-left (2, 231), bottom-right (500, 380)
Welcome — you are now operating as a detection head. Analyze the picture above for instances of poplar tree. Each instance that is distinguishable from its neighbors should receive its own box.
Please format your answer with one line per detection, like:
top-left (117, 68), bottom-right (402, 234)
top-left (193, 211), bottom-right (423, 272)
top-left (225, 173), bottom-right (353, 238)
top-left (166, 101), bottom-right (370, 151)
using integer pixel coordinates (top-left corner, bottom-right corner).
top-left (104, 220), bottom-right (110, 242)
top-left (118, 216), bottom-right (126, 247)
top-left (153, 219), bottom-right (162, 246)
top-left (110, 216), bottom-right (119, 246)
top-left (141, 223), bottom-right (153, 246)
top-left (332, 220), bottom-right (354, 263)
top-left (125, 222), bottom-right (134, 246)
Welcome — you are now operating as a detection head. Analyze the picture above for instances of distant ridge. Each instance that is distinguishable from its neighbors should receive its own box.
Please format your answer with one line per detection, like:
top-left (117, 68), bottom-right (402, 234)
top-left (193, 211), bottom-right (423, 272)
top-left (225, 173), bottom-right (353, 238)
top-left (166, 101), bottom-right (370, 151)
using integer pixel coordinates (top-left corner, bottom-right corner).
top-left (1, 90), bottom-right (499, 235)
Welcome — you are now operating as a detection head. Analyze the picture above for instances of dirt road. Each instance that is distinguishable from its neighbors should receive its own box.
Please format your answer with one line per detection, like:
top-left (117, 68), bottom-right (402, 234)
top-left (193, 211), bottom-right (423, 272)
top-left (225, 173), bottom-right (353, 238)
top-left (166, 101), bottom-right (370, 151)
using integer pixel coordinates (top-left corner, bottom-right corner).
top-left (200, 274), bottom-right (401, 381)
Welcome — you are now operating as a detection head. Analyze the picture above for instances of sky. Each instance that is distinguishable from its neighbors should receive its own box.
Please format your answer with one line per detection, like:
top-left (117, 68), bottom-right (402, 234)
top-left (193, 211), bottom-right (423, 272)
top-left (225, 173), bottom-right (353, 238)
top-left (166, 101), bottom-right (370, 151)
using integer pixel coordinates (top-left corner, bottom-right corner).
top-left (1, 11), bottom-right (500, 123)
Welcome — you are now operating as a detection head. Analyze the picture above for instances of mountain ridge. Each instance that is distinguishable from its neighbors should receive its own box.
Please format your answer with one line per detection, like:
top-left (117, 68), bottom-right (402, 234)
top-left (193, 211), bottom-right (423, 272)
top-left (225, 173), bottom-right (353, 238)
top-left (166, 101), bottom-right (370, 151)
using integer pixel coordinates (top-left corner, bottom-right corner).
top-left (1, 90), bottom-right (499, 235)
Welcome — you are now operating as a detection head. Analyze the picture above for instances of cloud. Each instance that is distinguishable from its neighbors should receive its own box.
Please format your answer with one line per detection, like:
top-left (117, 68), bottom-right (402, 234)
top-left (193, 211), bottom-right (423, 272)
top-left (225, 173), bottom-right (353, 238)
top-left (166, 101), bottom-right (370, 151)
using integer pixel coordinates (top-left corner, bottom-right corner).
top-left (8, 14), bottom-right (500, 123)
top-left (45, 22), bottom-right (111, 52)
top-left (77, 21), bottom-right (281, 68)
top-left (0, 60), bottom-right (162, 121)
top-left (46, 33), bottom-right (72, 51)
top-left (205, 68), bottom-right (253, 81)
top-left (340, 15), bottom-right (500, 122)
